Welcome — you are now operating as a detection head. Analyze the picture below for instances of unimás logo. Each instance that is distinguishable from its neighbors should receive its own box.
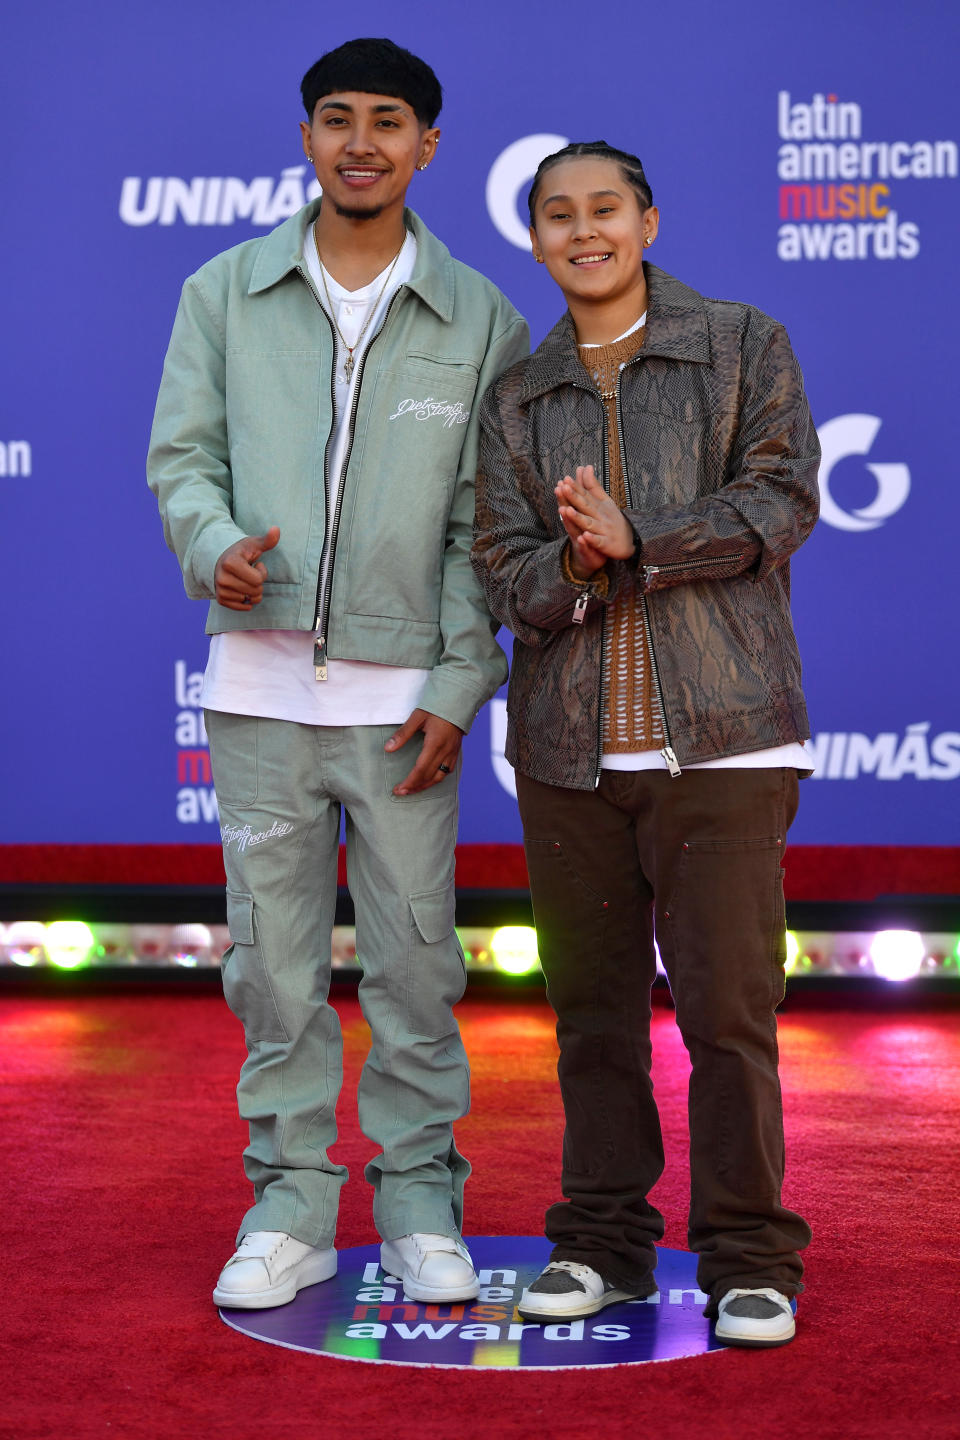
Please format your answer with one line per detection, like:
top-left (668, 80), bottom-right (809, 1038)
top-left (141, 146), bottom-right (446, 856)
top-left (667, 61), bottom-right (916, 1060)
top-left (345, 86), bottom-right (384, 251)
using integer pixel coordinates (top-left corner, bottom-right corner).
top-left (0, 440), bottom-right (31, 476)
top-left (776, 91), bottom-right (957, 261)
top-left (120, 166), bottom-right (321, 227)
top-left (808, 725), bottom-right (960, 781)
top-left (816, 414), bottom-right (910, 531)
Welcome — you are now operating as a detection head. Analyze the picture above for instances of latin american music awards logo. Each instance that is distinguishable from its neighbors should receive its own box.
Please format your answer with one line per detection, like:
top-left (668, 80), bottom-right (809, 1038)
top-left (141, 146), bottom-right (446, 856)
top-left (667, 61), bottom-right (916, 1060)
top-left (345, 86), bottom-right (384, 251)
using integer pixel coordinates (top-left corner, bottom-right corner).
top-left (220, 1237), bottom-right (728, 1368)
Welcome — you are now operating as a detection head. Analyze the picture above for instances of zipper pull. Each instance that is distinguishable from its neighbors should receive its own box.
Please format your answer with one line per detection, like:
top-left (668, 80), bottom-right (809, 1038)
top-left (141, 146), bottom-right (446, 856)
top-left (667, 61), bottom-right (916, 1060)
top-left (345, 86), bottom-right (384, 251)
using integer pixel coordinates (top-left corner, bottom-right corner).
top-left (314, 633), bottom-right (327, 682)
top-left (660, 745), bottom-right (681, 778)
top-left (572, 593), bottom-right (589, 625)
top-left (643, 564), bottom-right (660, 589)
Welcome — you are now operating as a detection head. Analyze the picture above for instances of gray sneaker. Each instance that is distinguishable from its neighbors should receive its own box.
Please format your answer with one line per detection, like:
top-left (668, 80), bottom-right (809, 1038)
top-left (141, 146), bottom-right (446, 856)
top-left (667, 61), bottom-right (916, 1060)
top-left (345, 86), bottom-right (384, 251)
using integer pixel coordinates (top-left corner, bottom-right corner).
top-left (714, 1287), bottom-right (796, 1347)
top-left (518, 1260), bottom-right (653, 1321)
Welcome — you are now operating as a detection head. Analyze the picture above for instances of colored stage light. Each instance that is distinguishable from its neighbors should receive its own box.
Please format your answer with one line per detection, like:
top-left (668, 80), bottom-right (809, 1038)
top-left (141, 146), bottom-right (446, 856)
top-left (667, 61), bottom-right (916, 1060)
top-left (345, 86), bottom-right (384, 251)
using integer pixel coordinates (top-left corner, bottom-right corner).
top-left (869, 930), bottom-right (925, 982)
top-left (331, 927), bottom-right (359, 969)
top-left (93, 924), bottom-right (136, 965)
top-left (784, 931), bottom-right (800, 975)
top-left (131, 924), bottom-right (170, 964)
top-left (169, 923), bottom-right (213, 968)
top-left (4, 921), bottom-right (47, 967)
top-left (489, 926), bottom-right (541, 976)
top-left (45, 920), bottom-right (95, 970)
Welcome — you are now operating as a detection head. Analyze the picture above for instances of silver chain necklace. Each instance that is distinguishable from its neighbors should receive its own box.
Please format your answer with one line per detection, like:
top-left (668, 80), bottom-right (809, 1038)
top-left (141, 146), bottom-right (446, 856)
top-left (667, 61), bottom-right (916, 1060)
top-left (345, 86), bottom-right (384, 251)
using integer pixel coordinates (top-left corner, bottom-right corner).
top-left (314, 222), bottom-right (405, 382)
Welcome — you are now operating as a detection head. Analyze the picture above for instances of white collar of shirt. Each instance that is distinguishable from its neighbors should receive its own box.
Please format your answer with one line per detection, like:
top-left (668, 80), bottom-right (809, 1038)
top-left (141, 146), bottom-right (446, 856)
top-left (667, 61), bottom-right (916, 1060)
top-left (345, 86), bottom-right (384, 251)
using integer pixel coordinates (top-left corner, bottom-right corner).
top-left (579, 311), bottom-right (647, 349)
top-left (303, 228), bottom-right (417, 365)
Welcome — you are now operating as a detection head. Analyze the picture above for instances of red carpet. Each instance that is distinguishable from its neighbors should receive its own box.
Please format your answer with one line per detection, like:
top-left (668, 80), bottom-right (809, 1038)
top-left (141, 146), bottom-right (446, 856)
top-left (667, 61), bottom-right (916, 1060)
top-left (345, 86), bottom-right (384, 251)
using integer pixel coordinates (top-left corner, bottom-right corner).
top-left (3, 988), bottom-right (959, 1438)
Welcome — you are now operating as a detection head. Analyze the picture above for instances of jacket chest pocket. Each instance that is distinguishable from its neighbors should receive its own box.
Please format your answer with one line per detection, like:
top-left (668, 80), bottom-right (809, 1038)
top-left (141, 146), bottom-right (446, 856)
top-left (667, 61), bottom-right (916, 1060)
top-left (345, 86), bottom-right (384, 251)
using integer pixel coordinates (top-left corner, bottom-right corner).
top-left (621, 408), bottom-right (708, 508)
top-left (620, 361), bottom-right (730, 507)
top-left (529, 393), bottom-right (606, 502)
top-left (378, 355), bottom-right (480, 489)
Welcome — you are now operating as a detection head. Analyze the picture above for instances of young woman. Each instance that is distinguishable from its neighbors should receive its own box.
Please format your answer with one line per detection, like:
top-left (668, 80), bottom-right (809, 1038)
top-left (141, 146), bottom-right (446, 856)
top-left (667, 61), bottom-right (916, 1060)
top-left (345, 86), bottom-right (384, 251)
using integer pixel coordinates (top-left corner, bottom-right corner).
top-left (472, 141), bottom-right (819, 1348)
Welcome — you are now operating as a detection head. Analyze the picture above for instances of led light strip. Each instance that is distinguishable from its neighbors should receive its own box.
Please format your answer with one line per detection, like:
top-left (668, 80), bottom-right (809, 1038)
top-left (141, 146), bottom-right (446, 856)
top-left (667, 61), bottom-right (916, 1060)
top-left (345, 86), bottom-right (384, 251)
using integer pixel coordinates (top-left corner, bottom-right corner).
top-left (1, 921), bottom-right (958, 983)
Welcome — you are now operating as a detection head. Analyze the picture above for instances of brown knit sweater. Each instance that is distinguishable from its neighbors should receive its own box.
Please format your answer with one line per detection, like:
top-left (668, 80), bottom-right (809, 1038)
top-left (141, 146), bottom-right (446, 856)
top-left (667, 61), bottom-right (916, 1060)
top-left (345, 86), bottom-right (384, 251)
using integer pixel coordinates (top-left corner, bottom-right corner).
top-left (577, 327), bottom-right (663, 753)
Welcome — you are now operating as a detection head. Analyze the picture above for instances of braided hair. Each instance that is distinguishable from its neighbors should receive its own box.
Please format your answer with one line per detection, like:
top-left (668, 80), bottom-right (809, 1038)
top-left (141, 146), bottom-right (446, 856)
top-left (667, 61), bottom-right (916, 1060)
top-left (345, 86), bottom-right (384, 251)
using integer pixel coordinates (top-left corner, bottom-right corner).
top-left (527, 141), bottom-right (653, 223)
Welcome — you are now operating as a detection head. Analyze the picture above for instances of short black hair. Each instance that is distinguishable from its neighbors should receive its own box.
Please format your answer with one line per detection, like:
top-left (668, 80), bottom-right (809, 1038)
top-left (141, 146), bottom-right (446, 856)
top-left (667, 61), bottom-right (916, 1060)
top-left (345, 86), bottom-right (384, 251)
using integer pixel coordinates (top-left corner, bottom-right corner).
top-left (528, 141), bottom-right (653, 223)
top-left (301, 38), bottom-right (442, 127)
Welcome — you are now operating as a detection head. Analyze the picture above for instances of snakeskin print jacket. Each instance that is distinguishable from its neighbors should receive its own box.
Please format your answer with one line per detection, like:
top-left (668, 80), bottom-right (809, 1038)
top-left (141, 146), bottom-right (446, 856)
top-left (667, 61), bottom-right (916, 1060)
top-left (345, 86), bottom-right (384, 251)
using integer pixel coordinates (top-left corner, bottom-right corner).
top-left (471, 265), bottom-right (820, 789)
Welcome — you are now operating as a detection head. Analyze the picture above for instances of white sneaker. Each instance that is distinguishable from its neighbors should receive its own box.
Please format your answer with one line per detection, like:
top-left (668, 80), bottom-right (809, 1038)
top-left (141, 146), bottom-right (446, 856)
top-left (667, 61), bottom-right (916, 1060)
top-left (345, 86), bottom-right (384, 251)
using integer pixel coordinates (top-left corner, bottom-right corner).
top-left (213, 1230), bottom-right (337, 1309)
top-left (518, 1260), bottom-right (649, 1320)
top-left (380, 1233), bottom-right (480, 1303)
top-left (715, 1287), bottom-right (796, 1347)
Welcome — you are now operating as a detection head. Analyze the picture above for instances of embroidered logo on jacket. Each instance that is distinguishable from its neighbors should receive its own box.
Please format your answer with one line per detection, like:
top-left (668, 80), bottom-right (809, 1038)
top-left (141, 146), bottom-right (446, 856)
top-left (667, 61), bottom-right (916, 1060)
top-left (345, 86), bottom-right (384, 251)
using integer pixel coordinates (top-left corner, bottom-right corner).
top-left (388, 397), bottom-right (470, 427)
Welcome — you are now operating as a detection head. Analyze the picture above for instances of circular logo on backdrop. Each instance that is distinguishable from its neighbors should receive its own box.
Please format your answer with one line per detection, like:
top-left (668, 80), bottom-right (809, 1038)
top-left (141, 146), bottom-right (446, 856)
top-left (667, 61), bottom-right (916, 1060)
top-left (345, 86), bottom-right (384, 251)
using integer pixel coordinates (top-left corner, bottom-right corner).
top-left (816, 413), bottom-right (911, 531)
top-left (220, 1237), bottom-right (726, 1368)
top-left (486, 135), bottom-right (570, 249)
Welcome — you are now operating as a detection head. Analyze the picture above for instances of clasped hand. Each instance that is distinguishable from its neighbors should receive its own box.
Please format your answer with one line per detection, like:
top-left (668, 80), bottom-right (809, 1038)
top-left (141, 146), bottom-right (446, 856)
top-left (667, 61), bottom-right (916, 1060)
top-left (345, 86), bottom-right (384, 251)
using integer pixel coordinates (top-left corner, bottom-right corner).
top-left (555, 465), bottom-right (636, 580)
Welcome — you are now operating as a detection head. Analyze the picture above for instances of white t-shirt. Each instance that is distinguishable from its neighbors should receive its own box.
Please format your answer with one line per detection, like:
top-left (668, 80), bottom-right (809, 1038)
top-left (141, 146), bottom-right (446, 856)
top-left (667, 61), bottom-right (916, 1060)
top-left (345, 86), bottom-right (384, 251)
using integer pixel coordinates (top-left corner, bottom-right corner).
top-left (582, 314), bottom-right (810, 774)
top-left (202, 230), bottom-right (432, 727)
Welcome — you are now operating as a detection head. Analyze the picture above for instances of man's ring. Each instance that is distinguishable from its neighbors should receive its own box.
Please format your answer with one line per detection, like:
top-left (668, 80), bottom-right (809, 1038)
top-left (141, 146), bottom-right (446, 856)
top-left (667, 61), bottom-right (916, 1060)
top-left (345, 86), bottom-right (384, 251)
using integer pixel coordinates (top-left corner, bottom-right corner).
top-left (438, 763), bottom-right (452, 774)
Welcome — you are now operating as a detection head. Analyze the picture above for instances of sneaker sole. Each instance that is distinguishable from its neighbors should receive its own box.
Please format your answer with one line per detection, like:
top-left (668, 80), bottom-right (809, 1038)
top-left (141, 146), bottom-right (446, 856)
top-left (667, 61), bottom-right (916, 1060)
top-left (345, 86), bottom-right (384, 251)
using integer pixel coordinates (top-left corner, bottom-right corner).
top-left (213, 1249), bottom-right (338, 1309)
top-left (715, 1316), bottom-right (796, 1348)
top-left (517, 1287), bottom-right (645, 1322)
top-left (392, 1276), bottom-right (482, 1303)
top-left (380, 1243), bottom-right (480, 1303)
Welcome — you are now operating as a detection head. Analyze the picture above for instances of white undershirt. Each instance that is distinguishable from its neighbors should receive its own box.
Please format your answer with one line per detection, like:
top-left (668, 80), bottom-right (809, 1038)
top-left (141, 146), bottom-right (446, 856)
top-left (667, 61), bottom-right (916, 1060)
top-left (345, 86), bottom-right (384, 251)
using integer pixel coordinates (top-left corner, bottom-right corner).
top-left (583, 314), bottom-right (810, 773)
top-left (202, 230), bottom-right (432, 727)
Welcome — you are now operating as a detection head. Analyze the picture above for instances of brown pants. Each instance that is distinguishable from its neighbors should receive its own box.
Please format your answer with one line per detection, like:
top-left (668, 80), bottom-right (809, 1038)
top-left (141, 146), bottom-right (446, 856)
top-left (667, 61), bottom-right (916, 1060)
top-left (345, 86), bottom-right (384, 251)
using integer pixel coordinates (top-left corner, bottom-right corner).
top-left (516, 765), bottom-right (811, 1309)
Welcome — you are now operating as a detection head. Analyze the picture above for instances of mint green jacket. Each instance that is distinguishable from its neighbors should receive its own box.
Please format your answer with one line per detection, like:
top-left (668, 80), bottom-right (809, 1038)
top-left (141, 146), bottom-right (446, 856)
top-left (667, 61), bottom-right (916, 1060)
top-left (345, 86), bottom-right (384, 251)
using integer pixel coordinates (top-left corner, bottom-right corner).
top-left (148, 201), bottom-right (528, 733)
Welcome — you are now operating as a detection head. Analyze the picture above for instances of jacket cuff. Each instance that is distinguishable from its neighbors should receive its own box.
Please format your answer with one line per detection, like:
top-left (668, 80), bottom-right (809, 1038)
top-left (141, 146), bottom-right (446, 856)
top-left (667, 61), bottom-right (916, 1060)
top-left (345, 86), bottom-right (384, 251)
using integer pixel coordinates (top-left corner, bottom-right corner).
top-left (418, 668), bottom-right (505, 735)
top-left (561, 543), bottom-right (610, 597)
top-left (186, 519), bottom-right (249, 599)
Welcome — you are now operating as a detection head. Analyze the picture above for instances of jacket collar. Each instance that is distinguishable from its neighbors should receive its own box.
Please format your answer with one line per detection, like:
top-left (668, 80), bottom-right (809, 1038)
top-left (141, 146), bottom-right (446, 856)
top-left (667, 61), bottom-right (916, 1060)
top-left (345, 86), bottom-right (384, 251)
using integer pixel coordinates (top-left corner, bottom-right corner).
top-left (247, 201), bottom-right (456, 321)
top-left (519, 264), bottom-right (712, 403)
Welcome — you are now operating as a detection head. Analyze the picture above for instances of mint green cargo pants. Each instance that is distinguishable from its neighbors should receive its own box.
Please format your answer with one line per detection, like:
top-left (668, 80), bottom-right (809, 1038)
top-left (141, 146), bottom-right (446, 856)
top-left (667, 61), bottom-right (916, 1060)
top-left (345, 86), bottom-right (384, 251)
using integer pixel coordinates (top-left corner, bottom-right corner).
top-left (206, 710), bottom-right (470, 1249)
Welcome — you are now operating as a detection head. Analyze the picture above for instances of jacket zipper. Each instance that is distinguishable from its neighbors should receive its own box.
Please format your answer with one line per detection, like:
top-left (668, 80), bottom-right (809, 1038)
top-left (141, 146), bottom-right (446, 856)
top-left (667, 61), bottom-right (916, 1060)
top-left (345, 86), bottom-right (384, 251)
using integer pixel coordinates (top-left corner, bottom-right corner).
top-left (638, 553), bottom-right (744, 777)
top-left (643, 552), bottom-right (744, 580)
top-left (565, 379), bottom-right (610, 790)
top-left (297, 266), bottom-right (405, 680)
top-left (615, 359), bottom-right (682, 778)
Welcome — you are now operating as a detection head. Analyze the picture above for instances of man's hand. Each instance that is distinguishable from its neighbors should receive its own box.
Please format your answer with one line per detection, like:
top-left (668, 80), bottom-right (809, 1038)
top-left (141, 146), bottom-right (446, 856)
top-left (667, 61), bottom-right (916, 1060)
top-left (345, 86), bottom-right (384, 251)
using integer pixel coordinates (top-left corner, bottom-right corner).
top-left (214, 527), bottom-right (281, 610)
top-left (555, 466), bottom-right (636, 578)
top-left (386, 708), bottom-right (464, 795)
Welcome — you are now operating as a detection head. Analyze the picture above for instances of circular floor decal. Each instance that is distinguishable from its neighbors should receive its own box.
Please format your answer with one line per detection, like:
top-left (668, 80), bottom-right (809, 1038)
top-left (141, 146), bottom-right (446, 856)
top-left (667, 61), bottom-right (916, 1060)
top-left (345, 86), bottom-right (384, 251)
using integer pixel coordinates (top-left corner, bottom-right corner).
top-left (220, 1237), bottom-right (728, 1368)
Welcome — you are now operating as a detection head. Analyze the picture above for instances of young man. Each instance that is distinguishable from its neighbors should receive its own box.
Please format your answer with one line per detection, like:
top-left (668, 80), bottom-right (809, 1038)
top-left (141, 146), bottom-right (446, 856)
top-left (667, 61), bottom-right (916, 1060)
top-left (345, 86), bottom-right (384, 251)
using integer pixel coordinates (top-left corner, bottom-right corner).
top-left (472, 141), bottom-right (818, 1347)
top-left (148, 38), bottom-right (528, 1310)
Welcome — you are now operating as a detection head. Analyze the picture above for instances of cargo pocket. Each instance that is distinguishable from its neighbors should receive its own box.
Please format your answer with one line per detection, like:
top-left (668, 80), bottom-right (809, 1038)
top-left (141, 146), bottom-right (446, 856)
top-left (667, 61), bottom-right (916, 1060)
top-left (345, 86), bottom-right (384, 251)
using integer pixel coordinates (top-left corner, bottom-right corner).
top-left (221, 889), bottom-right (288, 1042)
top-left (405, 885), bottom-right (464, 1038)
